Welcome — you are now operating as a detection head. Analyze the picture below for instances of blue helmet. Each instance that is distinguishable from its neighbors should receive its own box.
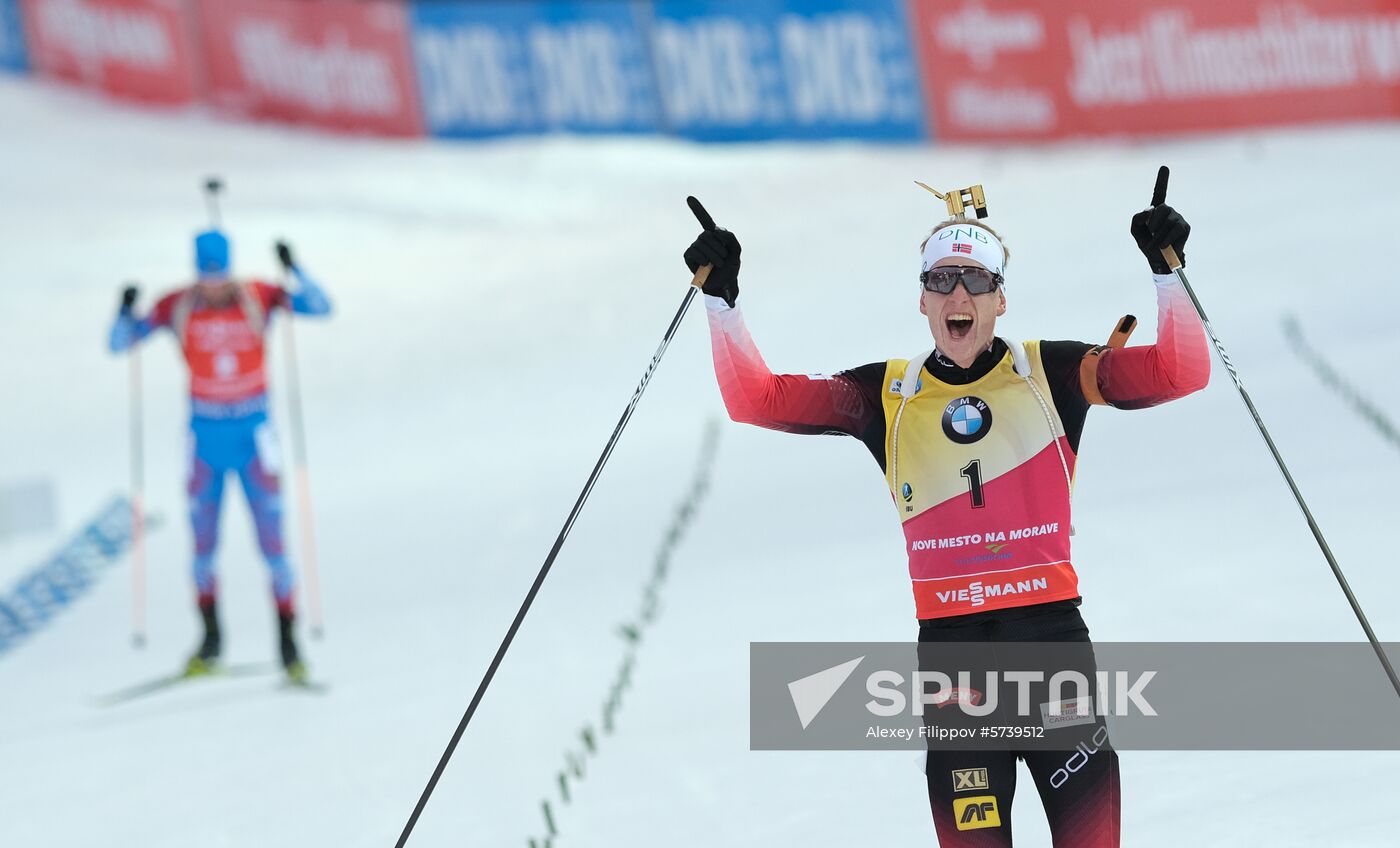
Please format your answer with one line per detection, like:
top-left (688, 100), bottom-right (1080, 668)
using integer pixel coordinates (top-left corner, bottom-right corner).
top-left (195, 229), bottom-right (230, 278)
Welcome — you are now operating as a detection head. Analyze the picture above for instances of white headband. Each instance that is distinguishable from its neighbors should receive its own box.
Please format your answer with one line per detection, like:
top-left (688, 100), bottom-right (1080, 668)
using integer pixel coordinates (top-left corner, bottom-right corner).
top-left (921, 223), bottom-right (1006, 279)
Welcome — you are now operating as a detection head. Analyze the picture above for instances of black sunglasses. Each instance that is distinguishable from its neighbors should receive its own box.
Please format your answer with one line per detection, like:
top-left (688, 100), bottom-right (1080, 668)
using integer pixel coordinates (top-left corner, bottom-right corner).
top-left (919, 266), bottom-right (1003, 295)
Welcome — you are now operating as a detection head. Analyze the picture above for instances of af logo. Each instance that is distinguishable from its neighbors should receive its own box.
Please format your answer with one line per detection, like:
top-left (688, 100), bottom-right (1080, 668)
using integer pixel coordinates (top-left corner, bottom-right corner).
top-left (953, 795), bottom-right (1001, 830)
top-left (952, 767), bottom-right (989, 792)
top-left (942, 396), bottom-right (992, 444)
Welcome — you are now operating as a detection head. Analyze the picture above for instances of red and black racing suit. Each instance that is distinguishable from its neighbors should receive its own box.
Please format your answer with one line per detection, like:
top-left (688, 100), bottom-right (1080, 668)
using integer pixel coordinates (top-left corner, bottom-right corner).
top-left (704, 273), bottom-right (1210, 846)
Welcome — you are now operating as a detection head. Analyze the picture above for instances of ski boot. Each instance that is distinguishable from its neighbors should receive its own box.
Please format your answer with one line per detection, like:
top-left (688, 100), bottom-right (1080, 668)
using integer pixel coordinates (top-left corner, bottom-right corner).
top-left (279, 612), bottom-right (307, 684)
top-left (185, 602), bottom-right (221, 677)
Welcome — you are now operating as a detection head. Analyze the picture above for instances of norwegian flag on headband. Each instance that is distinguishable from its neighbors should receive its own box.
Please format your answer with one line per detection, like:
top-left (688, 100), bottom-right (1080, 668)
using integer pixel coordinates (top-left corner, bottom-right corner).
top-left (952, 243), bottom-right (973, 254)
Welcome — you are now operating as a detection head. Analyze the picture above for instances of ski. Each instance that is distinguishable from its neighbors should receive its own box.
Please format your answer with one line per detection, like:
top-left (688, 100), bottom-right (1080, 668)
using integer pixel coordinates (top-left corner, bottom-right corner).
top-left (281, 676), bottom-right (330, 695)
top-left (95, 661), bottom-right (281, 707)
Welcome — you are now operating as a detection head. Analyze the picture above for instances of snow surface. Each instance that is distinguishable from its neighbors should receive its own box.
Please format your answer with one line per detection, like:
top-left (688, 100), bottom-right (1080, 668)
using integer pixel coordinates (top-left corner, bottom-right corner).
top-left (2, 75), bottom-right (1400, 846)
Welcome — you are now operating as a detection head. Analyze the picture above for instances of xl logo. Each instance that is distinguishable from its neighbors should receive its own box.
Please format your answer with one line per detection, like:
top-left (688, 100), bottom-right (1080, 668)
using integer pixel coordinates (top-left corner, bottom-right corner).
top-left (952, 767), bottom-right (988, 792)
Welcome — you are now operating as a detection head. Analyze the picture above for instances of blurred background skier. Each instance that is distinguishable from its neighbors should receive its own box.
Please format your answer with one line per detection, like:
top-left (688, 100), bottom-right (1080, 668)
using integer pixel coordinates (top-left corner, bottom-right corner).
top-left (108, 230), bottom-right (331, 682)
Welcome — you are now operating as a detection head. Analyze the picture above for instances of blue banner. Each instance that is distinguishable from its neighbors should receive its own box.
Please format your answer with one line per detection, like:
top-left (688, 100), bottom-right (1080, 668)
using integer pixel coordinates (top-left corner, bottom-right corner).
top-left (410, 0), bottom-right (660, 138)
top-left (650, 0), bottom-right (925, 141)
top-left (0, 499), bottom-right (135, 656)
top-left (0, 0), bottom-right (26, 73)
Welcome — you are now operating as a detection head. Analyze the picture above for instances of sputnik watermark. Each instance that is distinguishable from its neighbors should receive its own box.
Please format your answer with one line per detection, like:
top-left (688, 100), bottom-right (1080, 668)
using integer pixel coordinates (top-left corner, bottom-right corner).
top-left (863, 670), bottom-right (1157, 718)
top-left (753, 642), bottom-right (1400, 751)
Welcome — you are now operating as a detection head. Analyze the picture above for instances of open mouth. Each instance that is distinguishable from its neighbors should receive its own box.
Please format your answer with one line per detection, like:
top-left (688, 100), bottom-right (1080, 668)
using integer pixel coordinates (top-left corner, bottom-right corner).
top-left (945, 313), bottom-right (974, 340)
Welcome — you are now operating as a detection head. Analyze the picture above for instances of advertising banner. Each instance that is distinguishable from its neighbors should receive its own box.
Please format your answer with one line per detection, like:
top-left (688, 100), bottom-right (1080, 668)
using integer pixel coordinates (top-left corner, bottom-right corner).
top-left (650, 0), bottom-right (926, 141)
top-left (0, 0), bottom-right (27, 72)
top-left (910, 0), bottom-right (1400, 142)
top-left (19, 0), bottom-right (198, 102)
top-left (0, 499), bottom-right (133, 658)
top-left (198, 0), bottom-right (423, 137)
top-left (411, 0), bottom-right (659, 138)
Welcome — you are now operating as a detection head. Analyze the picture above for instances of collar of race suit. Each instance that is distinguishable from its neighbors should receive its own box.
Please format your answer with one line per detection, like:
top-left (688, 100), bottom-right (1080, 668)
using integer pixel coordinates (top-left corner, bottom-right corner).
top-left (929, 338), bottom-right (1008, 386)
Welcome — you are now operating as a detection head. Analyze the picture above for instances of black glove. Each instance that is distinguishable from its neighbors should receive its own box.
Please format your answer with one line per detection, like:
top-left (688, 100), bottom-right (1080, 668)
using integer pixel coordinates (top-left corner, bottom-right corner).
top-left (1131, 204), bottom-right (1189, 275)
top-left (119, 284), bottom-right (139, 315)
top-left (275, 240), bottom-right (296, 271)
top-left (1131, 166), bottom-right (1190, 275)
top-left (683, 228), bottom-right (741, 307)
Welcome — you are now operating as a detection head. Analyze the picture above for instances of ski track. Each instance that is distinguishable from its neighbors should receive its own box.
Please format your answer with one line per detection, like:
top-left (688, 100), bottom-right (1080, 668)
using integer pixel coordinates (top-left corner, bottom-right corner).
top-left (1, 76), bottom-right (1399, 846)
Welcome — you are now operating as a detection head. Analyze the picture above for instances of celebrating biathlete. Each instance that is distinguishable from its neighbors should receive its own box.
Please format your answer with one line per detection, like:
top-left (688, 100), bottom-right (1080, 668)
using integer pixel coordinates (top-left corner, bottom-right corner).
top-left (683, 178), bottom-right (1209, 845)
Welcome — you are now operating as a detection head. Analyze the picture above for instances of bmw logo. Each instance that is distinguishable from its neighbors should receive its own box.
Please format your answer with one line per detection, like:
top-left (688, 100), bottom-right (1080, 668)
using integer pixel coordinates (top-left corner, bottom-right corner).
top-left (942, 396), bottom-right (992, 444)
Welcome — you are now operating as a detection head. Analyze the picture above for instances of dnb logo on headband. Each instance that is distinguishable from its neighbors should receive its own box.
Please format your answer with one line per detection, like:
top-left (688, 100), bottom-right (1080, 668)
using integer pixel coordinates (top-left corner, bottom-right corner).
top-left (924, 224), bottom-right (1005, 278)
top-left (943, 396), bottom-right (992, 444)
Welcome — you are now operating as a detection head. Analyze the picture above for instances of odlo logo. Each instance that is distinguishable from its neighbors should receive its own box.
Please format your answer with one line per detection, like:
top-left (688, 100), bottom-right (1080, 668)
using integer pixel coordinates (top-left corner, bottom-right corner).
top-left (1050, 724), bottom-right (1111, 789)
top-left (953, 795), bottom-right (1001, 831)
top-left (942, 396), bottom-right (992, 444)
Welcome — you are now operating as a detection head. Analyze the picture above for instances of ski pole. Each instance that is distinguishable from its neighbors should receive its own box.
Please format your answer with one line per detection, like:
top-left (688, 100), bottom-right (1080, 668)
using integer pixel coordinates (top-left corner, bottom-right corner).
top-left (1152, 165), bottom-right (1400, 701)
top-left (279, 271), bottom-right (325, 640)
top-left (129, 309), bottom-right (146, 649)
top-left (204, 177), bottom-right (223, 228)
top-left (392, 196), bottom-right (717, 848)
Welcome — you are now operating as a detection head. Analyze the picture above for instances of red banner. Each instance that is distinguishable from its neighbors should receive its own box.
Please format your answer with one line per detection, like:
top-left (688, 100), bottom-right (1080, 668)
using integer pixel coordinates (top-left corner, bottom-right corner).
top-left (20, 0), bottom-right (198, 104)
top-left (910, 0), bottom-right (1400, 141)
top-left (197, 0), bottom-right (422, 137)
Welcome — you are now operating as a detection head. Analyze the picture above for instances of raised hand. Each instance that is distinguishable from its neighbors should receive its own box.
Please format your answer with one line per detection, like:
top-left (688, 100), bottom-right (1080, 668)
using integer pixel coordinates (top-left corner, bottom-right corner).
top-left (1131, 166), bottom-right (1190, 274)
top-left (682, 197), bottom-right (741, 307)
